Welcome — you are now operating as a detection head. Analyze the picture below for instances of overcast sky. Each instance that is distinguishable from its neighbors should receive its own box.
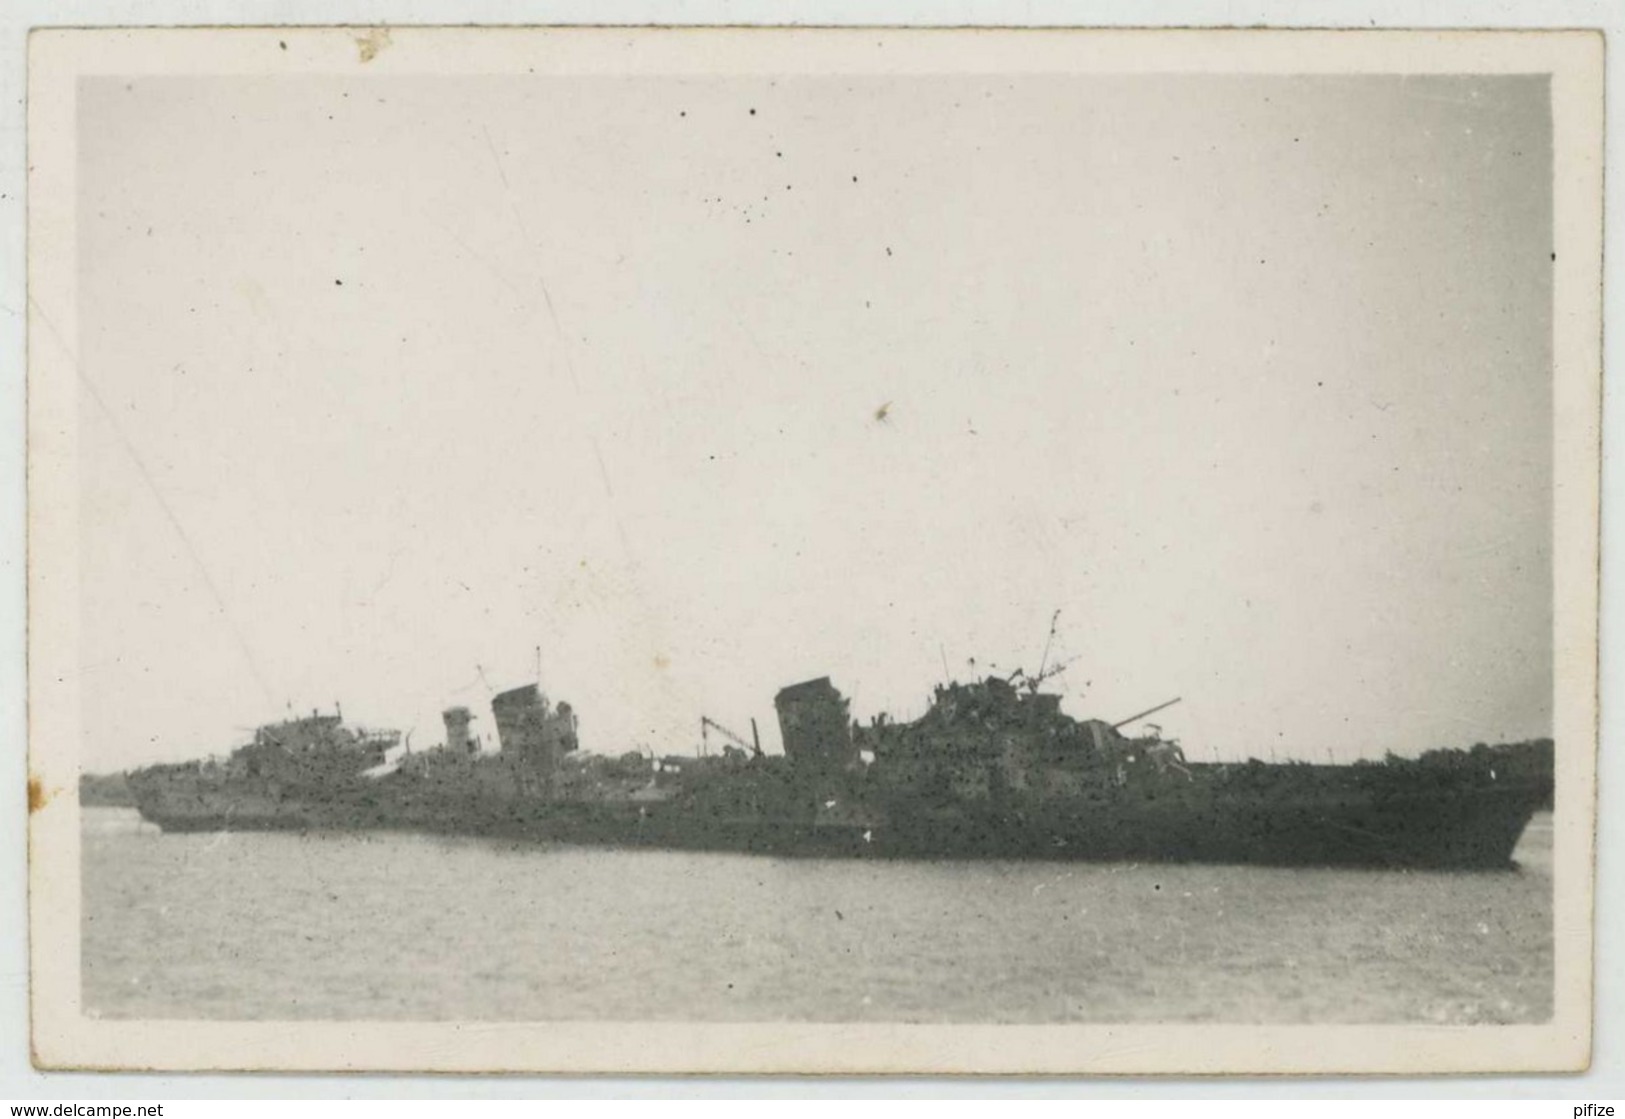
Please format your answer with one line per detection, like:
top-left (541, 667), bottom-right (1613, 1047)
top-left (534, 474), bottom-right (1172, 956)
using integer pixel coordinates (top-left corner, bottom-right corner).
top-left (76, 71), bottom-right (1552, 768)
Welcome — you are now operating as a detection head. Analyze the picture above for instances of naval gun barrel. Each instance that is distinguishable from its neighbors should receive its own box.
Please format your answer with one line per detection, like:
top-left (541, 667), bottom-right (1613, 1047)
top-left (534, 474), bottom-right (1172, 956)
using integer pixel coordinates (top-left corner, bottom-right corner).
top-left (1112, 697), bottom-right (1182, 731)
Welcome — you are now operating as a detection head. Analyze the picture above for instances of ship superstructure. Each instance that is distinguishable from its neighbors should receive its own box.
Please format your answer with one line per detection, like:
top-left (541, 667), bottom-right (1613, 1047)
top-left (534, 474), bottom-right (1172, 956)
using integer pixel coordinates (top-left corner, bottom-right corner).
top-left (124, 662), bottom-right (1552, 869)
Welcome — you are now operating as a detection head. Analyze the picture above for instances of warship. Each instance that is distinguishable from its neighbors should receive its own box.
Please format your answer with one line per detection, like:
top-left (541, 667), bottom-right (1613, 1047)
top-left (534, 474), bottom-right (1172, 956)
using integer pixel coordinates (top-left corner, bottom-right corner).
top-left (123, 662), bottom-right (1553, 869)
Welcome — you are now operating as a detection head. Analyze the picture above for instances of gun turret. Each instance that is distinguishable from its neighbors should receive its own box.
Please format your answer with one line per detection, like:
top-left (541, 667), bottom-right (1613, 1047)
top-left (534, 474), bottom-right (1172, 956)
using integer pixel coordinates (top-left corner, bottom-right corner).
top-left (1112, 697), bottom-right (1182, 731)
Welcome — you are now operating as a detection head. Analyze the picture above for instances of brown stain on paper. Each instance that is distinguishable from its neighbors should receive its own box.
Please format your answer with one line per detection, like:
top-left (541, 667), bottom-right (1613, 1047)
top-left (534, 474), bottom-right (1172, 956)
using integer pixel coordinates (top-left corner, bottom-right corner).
top-left (28, 775), bottom-right (54, 814)
top-left (355, 27), bottom-right (392, 63)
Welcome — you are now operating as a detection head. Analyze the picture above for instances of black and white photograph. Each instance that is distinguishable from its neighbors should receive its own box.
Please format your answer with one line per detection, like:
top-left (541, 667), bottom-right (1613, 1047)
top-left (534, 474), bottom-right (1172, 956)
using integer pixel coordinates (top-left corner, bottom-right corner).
top-left (25, 26), bottom-right (1602, 1075)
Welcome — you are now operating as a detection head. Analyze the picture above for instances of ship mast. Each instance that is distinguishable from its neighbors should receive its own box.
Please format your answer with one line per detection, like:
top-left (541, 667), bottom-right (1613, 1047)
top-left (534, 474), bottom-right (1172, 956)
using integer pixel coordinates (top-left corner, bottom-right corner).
top-left (1036, 609), bottom-right (1061, 683)
top-left (1015, 609), bottom-right (1074, 694)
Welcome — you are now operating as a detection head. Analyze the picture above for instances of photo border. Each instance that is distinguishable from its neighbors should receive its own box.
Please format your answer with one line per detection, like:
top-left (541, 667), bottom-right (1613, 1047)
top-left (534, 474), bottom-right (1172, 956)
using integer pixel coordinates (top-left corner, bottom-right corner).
top-left (24, 25), bottom-right (1604, 1076)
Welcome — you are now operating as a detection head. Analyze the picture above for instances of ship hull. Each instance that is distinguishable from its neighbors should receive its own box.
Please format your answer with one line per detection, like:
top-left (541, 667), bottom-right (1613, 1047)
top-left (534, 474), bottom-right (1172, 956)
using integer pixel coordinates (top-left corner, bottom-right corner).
top-left (869, 786), bottom-right (1544, 868)
top-left (127, 771), bottom-right (1546, 870)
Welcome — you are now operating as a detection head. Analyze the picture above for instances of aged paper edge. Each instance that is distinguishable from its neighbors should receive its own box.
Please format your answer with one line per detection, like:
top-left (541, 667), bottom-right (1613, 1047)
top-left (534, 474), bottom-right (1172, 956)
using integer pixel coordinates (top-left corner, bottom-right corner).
top-left (24, 25), bottom-right (1603, 1076)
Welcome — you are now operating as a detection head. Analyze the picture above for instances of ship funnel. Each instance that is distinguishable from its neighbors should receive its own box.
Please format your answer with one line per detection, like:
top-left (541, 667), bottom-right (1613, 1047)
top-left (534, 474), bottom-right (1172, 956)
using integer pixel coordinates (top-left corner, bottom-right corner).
top-left (442, 706), bottom-right (474, 755)
top-left (491, 683), bottom-right (580, 796)
top-left (774, 677), bottom-right (856, 770)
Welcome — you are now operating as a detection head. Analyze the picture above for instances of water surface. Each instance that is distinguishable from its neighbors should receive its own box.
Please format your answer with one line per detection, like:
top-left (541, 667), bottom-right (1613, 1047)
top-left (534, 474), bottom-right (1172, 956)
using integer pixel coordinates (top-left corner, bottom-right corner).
top-left (81, 807), bottom-right (1553, 1022)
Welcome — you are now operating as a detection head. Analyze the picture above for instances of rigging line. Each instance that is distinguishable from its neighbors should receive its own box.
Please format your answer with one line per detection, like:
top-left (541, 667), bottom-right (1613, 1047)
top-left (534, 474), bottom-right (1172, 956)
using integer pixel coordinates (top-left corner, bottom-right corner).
top-left (480, 125), bottom-right (638, 572)
top-left (477, 126), bottom-right (617, 503)
top-left (477, 128), bottom-right (675, 698)
top-left (424, 206), bottom-right (622, 519)
top-left (29, 295), bottom-right (277, 706)
top-left (481, 126), bottom-right (577, 388)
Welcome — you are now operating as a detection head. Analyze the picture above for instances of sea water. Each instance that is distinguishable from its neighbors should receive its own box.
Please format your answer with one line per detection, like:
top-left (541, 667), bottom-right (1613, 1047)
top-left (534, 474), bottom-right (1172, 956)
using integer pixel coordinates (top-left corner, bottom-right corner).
top-left (80, 807), bottom-right (1553, 1023)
